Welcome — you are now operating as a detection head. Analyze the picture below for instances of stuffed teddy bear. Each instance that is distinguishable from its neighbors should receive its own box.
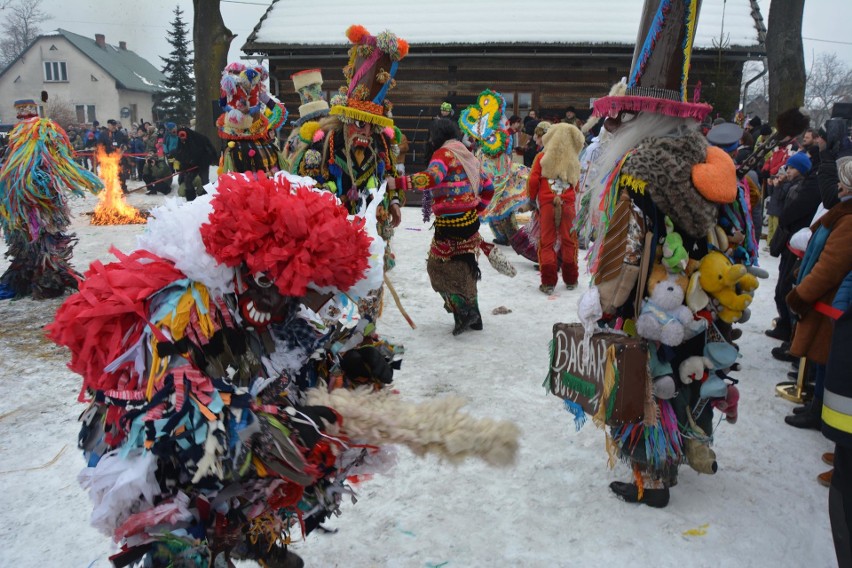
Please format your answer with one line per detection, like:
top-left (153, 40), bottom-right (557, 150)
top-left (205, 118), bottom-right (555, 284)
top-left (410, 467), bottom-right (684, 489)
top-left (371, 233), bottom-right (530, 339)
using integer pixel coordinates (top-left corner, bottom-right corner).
top-left (687, 250), bottom-right (759, 323)
top-left (636, 265), bottom-right (695, 346)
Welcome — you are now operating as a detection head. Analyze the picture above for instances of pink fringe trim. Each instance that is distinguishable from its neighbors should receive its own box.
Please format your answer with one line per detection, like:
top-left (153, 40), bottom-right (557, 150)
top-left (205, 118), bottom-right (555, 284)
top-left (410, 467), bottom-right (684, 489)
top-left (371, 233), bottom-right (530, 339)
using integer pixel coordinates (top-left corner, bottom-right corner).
top-left (593, 95), bottom-right (712, 121)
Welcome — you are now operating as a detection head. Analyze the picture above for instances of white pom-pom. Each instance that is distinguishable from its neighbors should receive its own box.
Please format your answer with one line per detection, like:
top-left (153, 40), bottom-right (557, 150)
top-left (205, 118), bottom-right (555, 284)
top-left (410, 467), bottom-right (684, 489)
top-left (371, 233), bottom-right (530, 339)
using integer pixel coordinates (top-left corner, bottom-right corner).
top-left (137, 195), bottom-right (234, 295)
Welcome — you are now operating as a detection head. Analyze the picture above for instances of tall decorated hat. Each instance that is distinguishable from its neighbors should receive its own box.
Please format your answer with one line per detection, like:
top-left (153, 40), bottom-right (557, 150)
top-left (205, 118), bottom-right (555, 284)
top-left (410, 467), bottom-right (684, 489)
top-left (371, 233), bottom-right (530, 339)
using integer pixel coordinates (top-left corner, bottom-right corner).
top-left (329, 25), bottom-right (409, 128)
top-left (291, 68), bottom-right (330, 127)
top-left (592, 0), bottom-right (712, 121)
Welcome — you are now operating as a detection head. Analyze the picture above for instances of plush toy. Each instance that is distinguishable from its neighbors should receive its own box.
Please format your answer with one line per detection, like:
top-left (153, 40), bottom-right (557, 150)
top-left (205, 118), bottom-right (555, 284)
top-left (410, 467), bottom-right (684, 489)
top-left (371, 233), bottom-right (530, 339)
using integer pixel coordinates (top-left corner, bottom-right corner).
top-left (678, 355), bottom-right (711, 384)
top-left (687, 251), bottom-right (759, 323)
top-left (636, 265), bottom-right (695, 346)
top-left (661, 216), bottom-right (688, 273)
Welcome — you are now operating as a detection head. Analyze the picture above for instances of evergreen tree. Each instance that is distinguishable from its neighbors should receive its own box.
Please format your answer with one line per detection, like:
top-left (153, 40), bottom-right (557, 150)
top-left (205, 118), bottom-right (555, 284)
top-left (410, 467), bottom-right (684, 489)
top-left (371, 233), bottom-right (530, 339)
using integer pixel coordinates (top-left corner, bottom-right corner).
top-left (155, 6), bottom-right (195, 125)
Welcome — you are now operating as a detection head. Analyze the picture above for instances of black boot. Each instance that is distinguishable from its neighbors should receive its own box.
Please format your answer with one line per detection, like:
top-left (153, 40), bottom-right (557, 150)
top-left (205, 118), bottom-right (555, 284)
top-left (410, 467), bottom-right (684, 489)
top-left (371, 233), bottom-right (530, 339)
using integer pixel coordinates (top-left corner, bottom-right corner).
top-left (785, 398), bottom-right (822, 430)
top-left (609, 481), bottom-right (670, 508)
top-left (452, 307), bottom-right (472, 336)
top-left (469, 305), bottom-right (483, 331)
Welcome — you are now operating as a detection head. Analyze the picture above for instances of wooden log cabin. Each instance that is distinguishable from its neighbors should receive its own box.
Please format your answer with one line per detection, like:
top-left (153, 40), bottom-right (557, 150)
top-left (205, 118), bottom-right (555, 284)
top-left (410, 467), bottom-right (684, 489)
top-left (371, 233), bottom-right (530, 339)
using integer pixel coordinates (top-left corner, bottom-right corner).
top-left (244, 0), bottom-right (766, 177)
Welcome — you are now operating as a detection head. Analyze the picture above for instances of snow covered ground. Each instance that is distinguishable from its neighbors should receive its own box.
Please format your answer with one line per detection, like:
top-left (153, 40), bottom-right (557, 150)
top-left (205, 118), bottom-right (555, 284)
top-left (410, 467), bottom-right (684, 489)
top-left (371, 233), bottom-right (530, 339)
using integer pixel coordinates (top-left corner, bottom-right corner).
top-left (0, 184), bottom-right (837, 567)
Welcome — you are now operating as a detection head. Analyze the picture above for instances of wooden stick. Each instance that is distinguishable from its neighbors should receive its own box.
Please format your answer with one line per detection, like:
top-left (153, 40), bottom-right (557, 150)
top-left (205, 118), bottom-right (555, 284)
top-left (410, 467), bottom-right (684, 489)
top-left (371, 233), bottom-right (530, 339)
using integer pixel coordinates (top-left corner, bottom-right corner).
top-left (383, 273), bottom-right (416, 329)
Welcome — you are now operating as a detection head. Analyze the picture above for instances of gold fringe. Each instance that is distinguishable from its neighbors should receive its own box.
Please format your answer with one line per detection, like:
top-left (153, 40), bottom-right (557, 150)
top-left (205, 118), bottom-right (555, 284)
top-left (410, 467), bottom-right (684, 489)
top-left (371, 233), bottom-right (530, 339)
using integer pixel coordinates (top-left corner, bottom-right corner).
top-left (329, 105), bottom-right (393, 128)
top-left (593, 345), bottom-right (617, 429)
top-left (605, 431), bottom-right (618, 469)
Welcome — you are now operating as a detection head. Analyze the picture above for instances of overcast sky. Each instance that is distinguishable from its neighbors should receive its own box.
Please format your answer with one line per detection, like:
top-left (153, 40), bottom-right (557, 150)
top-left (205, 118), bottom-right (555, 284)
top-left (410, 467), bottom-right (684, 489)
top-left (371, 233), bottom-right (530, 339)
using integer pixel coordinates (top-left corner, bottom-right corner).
top-left (29, 0), bottom-right (852, 73)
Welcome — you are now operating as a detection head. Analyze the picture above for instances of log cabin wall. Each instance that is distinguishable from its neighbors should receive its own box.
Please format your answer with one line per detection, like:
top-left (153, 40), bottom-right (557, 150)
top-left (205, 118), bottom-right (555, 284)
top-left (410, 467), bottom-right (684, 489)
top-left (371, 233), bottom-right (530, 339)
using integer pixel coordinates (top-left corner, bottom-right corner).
top-left (265, 44), bottom-right (754, 189)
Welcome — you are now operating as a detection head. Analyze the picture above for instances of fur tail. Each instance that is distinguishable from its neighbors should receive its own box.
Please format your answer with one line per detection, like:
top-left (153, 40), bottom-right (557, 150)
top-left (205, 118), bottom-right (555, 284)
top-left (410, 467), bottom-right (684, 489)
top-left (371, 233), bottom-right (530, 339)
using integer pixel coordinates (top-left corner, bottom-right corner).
top-left (306, 387), bottom-right (520, 467)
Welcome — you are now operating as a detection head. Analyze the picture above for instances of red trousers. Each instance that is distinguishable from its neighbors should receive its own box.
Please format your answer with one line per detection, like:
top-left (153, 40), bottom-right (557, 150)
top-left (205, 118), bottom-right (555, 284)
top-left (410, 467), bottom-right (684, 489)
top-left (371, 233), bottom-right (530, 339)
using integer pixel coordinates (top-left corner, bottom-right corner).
top-left (538, 198), bottom-right (578, 286)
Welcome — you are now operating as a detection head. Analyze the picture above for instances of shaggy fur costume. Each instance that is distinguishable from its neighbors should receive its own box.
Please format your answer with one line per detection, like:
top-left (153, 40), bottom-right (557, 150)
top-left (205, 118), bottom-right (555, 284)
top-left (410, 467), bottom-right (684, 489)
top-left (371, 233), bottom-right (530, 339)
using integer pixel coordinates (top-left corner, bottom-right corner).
top-left (621, 130), bottom-right (717, 238)
top-left (306, 386), bottom-right (520, 467)
top-left (540, 123), bottom-right (585, 185)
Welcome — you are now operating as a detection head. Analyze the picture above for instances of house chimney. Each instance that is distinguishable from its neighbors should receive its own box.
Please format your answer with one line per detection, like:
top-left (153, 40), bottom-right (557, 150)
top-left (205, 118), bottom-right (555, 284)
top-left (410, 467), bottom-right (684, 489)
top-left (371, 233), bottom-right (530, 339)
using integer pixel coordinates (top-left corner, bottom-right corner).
top-left (95, 34), bottom-right (105, 48)
top-left (119, 41), bottom-right (127, 50)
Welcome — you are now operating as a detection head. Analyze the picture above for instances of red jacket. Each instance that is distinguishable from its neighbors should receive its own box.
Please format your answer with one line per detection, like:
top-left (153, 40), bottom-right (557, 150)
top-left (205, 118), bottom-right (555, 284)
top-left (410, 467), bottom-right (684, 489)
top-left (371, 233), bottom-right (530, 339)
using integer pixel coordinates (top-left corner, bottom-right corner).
top-left (527, 153), bottom-right (576, 206)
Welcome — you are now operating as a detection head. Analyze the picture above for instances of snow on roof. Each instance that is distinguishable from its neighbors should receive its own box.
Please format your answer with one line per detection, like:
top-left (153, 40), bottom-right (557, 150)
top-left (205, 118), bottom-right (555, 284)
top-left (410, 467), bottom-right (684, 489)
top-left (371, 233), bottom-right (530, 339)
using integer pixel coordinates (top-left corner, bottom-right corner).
top-left (247, 0), bottom-right (763, 50)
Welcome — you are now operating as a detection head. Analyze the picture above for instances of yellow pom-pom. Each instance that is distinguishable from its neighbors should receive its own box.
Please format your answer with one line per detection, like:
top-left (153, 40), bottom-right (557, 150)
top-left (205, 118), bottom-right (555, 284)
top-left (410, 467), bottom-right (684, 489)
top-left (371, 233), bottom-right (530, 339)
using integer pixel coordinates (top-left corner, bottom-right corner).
top-left (299, 122), bottom-right (321, 144)
top-left (227, 141), bottom-right (235, 148)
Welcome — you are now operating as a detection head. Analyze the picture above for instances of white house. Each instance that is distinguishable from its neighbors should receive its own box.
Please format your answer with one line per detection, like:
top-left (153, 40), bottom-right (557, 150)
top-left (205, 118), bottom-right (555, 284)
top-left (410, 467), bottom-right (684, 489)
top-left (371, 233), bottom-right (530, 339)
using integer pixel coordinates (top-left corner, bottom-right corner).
top-left (0, 28), bottom-right (165, 126)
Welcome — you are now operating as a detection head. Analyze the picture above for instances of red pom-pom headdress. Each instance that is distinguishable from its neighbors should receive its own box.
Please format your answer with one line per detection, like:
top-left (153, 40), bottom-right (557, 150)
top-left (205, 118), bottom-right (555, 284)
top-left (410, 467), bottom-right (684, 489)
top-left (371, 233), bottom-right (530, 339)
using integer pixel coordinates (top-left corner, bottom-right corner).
top-left (200, 174), bottom-right (372, 297)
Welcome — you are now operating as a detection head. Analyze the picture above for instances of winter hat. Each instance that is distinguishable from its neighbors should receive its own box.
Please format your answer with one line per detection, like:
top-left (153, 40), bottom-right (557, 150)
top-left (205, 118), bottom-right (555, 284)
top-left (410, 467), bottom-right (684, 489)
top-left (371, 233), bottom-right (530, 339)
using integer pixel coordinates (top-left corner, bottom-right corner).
top-left (786, 152), bottom-right (812, 176)
top-left (748, 116), bottom-right (762, 129)
top-left (838, 156), bottom-right (852, 188)
top-left (441, 102), bottom-right (452, 112)
top-left (759, 124), bottom-right (773, 136)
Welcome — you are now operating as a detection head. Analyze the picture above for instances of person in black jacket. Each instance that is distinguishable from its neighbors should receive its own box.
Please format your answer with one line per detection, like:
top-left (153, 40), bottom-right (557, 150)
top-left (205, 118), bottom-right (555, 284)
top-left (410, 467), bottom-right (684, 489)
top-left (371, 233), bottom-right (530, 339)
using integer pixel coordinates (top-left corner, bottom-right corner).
top-left (172, 127), bottom-right (219, 201)
top-left (767, 152), bottom-right (819, 343)
top-left (818, 118), bottom-right (852, 210)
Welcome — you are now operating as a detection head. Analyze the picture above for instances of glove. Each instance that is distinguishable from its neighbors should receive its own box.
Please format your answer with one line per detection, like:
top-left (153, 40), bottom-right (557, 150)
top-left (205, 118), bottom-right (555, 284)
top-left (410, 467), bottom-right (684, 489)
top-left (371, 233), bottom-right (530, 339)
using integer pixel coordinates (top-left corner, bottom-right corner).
top-left (341, 346), bottom-right (394, 385)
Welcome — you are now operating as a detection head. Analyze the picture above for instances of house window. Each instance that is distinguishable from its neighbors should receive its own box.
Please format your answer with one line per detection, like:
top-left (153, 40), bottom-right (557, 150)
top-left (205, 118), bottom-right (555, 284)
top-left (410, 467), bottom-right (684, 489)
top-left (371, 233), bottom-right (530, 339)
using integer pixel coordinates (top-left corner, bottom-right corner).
top-left (75, 105), bottom-right (97, 123)
top-left (44, 61), bottom-right (68, 82)
top-left (503, 91), bottom-right (534, 118)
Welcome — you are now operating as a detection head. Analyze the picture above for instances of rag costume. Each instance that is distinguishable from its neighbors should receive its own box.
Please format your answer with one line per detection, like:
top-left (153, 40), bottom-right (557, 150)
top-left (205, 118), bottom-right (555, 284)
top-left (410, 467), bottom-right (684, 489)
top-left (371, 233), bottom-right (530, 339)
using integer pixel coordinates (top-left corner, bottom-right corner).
top-left (548, 0), bottom-right (757, 507)
top-left (0, 99), bottom-right (103, 299)
top-left (457, 89), bottom-right (530, 245)
top-left (527, 123), bottom-right (585, 291)
top-left (287, 25), bottom-right (408, 274)
top-left (399, 140), bottom-right (496, 334)
top-left (218, 62), bottom-right (288, 174)
top-left (47, 172), bottom-right (519, 568)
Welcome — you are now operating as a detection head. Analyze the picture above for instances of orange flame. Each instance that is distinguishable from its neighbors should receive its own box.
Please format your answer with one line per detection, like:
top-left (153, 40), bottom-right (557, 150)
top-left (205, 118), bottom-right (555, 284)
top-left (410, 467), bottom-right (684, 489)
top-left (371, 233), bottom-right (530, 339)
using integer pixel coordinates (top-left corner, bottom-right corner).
top-left (91, 148), bottom-right (146, 225)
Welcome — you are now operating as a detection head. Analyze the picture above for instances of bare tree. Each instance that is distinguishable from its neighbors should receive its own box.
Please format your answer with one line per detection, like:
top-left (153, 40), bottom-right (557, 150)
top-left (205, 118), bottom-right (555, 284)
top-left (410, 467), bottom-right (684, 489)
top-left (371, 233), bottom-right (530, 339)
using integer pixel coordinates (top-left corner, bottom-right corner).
top-left (765, 0), bottom-right (806, 123)
top-left (0, 0), bottom-right (47, 69)
top-left (43, 95), bottom-right (77, 131)
top-left (192, 0), bottom-right (234, 145)
top-left (805, 52), bottom-right (852, 127)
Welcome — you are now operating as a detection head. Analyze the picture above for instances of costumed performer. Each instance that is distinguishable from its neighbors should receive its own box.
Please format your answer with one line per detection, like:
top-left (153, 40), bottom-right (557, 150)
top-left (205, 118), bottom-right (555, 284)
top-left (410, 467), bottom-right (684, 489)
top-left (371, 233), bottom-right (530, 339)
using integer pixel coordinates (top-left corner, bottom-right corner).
top-left (0, 97), bottom-right (103, 299)
top-left (394, 118), bottom-right (506, 335)
top-left (527, 122), bottom-right (585, 294)
top-left (287, 25), bottom-right (408, 274)
top-left (218, 62), bottom-right (288, 174)
top-left (48, 171), bottom-right (519, 567)
top-left (457, 89), bottom-right (530, 245)
top-left (282, 68), bottom-right (331, 173)
top-left (552, 0), bottom-right (756, 508)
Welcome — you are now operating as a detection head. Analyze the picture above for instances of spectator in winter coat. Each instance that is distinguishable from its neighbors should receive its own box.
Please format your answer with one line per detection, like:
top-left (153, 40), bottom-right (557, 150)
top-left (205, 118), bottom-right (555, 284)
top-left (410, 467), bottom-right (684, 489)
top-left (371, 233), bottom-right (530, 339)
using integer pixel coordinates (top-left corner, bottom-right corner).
top-left (819, 118), bottom-right (852, 210)
top-left (766, 152), bottom-right (819, 342)
top-left (129, 127), bottom-right (147, 180)
top-left (783, 165), bottom-right (852, 430)
top-left (142, 153), bottom-right (173, 195)
top-left (162, 122), bottom-right (179, 157)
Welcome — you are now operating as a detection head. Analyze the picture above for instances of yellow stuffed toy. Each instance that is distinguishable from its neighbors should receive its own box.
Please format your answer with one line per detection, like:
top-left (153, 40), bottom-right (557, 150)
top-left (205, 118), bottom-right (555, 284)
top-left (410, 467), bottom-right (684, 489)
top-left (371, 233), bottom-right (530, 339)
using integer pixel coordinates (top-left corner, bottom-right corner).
top-left (687, 251), bottom-right (759, 323)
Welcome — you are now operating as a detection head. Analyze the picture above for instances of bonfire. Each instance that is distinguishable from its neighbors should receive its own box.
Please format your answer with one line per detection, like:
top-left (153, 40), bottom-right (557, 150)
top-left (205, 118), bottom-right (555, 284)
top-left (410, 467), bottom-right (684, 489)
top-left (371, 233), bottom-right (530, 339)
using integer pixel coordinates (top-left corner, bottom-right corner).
top-left (90, 148), bottom-right (146, 225)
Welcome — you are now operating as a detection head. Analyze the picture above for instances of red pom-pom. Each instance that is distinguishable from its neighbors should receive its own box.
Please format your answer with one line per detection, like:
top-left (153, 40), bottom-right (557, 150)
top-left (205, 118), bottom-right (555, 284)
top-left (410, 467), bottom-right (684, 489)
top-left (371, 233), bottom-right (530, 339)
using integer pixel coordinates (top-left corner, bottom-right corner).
top-left (397, 39), bottom-right (409, 59)
top-left (346, 24), bottom-right (370, 44)
top-left (200, 174), bottom-right (372, 297)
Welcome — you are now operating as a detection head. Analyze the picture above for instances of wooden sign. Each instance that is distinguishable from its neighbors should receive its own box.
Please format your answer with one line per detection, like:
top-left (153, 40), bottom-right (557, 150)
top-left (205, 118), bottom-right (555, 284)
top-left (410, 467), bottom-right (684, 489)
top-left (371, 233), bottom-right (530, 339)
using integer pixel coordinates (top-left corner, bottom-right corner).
top-left (549, 323), bottom-right (648, 426)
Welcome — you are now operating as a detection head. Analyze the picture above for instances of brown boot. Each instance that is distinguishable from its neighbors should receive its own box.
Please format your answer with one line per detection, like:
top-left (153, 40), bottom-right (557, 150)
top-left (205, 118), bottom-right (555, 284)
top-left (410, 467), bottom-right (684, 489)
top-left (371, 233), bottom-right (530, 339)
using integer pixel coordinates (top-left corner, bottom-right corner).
top-left (818, 469), bottom-right (833, 487)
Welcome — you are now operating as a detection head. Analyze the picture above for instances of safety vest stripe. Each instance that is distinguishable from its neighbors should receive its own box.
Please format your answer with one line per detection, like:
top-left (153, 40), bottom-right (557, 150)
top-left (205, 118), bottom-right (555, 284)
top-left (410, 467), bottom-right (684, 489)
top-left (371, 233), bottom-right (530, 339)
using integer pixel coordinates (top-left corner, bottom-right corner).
top-left (822, 404), bottom-right (852, 433)
top-left (824, 390), bottom-right (852, 415)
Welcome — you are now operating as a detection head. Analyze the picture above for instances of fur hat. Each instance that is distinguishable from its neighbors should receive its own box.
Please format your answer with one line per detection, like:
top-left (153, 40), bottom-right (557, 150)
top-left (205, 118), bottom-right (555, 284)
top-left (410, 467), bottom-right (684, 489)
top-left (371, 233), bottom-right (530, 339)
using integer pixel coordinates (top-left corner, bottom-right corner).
top-left (622, 130), bottom-right (717, 238)
top-left (838, 156), bottom-right (852, 187)
top-left (540, 123), bottom-right (585, 185)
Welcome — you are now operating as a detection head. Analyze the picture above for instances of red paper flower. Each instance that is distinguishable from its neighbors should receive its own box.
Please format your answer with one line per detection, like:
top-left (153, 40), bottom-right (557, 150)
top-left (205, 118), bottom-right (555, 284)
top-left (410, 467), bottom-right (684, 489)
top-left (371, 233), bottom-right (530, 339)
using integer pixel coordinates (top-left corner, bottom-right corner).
top-left (200, 174), bottom-right (372, 297)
